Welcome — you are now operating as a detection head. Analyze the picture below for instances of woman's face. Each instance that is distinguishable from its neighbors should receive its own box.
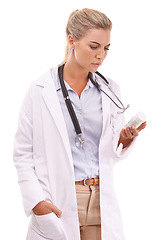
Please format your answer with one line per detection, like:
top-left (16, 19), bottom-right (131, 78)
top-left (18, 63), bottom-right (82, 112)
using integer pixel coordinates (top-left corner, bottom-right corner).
top-left (70, 28), bottom-right (111, 73)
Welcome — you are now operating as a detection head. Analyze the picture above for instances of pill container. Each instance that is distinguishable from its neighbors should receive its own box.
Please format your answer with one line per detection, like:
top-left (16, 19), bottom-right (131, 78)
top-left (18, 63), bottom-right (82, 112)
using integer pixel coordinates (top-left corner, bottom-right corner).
top-left (126, 112), bottom-right (146, 128)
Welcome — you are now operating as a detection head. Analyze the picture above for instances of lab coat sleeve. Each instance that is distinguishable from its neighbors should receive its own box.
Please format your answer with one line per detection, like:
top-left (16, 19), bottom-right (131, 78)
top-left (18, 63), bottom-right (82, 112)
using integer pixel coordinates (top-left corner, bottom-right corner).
top-left (113, 129), bottom-right (137, 160)
top-left (13, 87), bottom-right (45, 217)
top-left (109, 80), bottom-right (137, 162)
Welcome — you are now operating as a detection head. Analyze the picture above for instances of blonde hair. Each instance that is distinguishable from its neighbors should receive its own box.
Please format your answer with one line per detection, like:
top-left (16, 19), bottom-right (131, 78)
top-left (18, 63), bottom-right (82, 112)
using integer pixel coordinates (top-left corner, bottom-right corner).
top-left (62, 8), bottom-right (112, 64)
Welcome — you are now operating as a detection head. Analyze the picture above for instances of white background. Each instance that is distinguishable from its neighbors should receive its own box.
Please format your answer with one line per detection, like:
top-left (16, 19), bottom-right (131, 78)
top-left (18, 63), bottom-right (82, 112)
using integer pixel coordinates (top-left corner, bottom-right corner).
top-left (1, 0), bottom-right (161, 239)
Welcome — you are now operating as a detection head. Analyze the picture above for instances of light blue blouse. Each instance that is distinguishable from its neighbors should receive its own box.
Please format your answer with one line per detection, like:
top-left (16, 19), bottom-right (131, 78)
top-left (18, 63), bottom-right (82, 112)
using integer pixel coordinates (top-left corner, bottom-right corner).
top-left (54, 72), bottom-right (103, 181)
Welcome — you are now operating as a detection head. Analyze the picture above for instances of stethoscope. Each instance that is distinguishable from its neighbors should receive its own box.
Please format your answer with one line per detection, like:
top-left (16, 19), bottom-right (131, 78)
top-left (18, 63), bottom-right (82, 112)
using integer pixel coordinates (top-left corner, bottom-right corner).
top-left (58, 64), bottom-right (130, 148)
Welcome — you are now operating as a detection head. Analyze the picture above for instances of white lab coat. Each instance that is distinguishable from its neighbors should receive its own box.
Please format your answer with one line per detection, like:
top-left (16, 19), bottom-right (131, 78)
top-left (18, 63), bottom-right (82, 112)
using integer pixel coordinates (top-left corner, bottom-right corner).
top-left (13, 65), bottom-right (135, 240)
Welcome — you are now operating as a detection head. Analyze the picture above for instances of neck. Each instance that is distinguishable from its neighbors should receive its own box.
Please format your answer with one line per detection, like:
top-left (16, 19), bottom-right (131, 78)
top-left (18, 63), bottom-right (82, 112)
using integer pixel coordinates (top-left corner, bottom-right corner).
top-left (62, 59), bottom-right (89, 98)
top-left (63, 59), bottom-right (89, 84)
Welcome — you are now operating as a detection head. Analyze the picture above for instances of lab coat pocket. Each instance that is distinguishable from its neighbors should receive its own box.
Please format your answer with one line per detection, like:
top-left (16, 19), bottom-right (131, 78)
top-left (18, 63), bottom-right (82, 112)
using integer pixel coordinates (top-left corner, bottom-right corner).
top-left (34, 212), bottom-right (67, 240)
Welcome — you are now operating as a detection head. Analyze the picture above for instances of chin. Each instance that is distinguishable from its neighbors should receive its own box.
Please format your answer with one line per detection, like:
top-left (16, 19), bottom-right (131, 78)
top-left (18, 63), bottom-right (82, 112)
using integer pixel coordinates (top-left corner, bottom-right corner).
top-left (90, 66), bottom-right (100, 73)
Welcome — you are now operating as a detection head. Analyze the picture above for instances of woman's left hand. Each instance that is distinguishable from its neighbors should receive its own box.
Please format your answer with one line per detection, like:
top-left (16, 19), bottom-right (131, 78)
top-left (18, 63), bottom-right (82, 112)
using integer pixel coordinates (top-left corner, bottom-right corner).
top-left (118, 121), bottom-right (147, 149)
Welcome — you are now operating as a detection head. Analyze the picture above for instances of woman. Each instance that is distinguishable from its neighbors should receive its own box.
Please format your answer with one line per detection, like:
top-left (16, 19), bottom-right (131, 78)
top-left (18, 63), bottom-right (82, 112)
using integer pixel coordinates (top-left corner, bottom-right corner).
top-left (13, 8), bottom-right (146, 240)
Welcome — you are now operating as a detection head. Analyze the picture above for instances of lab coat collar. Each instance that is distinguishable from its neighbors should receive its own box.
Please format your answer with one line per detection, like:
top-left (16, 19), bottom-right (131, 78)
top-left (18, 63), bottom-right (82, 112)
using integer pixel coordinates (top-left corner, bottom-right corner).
top-left (93, 72), bottom-right (114, 133)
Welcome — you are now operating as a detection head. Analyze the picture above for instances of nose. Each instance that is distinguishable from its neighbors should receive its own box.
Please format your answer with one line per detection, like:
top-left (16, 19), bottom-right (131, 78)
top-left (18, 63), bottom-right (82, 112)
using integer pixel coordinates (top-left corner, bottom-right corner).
top-left (96, 49), bottom-right (107, 60)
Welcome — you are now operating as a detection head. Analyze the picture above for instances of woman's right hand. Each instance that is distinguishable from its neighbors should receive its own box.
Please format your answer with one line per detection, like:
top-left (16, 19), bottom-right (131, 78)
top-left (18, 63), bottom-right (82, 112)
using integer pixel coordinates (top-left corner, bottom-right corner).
top-left (32, 201), bottom-right (62, 218)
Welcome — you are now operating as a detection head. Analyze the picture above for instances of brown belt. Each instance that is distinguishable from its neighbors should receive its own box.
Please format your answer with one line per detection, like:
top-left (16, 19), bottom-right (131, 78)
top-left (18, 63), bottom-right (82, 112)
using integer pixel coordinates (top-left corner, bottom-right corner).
top-left (75, 178), bottom-right (99, 186)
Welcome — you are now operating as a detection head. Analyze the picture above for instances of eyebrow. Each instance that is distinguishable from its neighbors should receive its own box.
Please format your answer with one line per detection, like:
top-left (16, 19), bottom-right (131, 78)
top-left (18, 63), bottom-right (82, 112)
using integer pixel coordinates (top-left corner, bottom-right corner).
top-left (90, 41), bottom-right (111, 47)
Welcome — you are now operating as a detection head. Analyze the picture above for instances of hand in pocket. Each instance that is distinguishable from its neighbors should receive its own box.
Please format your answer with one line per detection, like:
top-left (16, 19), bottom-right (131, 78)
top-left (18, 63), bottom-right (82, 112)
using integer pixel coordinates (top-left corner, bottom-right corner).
top-left (32, 200), bottom-right (62, 218)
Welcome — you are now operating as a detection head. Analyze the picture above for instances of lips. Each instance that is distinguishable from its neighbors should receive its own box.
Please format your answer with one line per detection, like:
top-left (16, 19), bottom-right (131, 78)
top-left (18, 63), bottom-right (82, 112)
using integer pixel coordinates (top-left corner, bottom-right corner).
top-left (92, 63), bottom-right (100, 67)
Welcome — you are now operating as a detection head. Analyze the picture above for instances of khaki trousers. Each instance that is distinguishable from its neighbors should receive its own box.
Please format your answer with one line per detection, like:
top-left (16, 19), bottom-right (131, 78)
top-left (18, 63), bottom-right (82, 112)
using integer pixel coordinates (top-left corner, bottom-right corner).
top-left (76, 184), bottom-right (101, 240)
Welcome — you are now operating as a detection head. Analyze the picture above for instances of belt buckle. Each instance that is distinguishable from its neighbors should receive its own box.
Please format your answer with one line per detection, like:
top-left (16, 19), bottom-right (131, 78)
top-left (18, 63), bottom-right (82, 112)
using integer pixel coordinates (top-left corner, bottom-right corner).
top-left (83, 179), bottom-right (87, 186)
top-left (93, 178), bottom-right (97, 186)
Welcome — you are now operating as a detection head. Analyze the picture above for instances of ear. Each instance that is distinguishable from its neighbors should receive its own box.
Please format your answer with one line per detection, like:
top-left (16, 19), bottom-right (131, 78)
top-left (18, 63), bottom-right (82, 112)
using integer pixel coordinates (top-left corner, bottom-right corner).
top-left (67, 35), bottom-right (76, 49)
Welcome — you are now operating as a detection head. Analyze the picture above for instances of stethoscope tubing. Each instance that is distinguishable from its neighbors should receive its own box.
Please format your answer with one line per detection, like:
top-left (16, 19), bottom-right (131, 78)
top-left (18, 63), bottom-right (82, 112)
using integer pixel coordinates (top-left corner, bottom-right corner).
top-left (58, 64), bottom-right (130, 147)
top-left (90, 71), bottom-right (130, 113)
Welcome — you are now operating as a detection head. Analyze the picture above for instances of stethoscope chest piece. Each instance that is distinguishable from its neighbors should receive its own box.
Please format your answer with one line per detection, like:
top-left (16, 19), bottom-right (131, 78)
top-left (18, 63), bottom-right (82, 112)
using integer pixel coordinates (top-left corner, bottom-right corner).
top-left (75, 134), bottom-right (85, 148)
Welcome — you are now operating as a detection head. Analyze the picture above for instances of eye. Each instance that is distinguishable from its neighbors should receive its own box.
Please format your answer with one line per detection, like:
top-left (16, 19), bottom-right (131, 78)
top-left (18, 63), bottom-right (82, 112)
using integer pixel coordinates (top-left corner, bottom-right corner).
top-left (104, 47), bottom-right (110, 51)
top-left (90, 45), bottom-right (98, 50)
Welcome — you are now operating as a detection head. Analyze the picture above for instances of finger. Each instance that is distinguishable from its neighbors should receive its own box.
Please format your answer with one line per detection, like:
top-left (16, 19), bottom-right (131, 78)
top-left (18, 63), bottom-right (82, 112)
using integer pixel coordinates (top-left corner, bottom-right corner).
top-left (130, 126), bottom-right (139, 137)
top-left (137, 121), bottom-right (147, 132)
top-left (121, 129), bottom-right (128, 138)
top-left (124, 127), bottom-right (133, 139)
top-left (51, 204), bottom-right (62, 218)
